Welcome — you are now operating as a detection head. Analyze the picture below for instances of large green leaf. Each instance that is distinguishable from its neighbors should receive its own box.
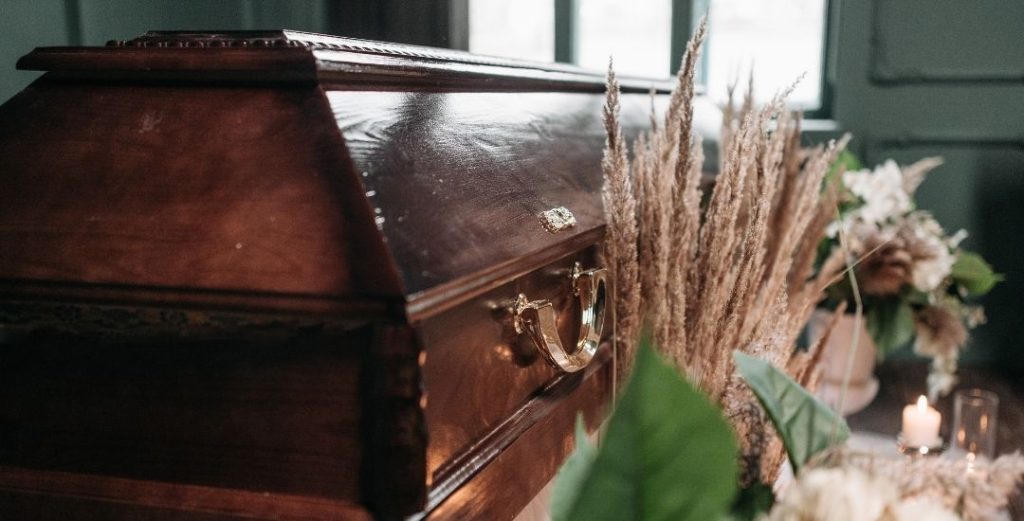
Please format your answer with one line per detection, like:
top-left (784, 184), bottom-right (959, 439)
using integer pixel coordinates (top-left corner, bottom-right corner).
top-left (555, 340), bottom-right (738, 521)
top-left (729, 482), bottom-right (775, 521)
top-left (952, 250), bottom-right (1003, 297)
top-left (865, 298), bottom-right (915, 357)
top-left (550, 415), bottom-right (597, 521)
top-left (734, 351), bottom-right (849, 473)
top-left (827, 149), bottom-right (863, 183)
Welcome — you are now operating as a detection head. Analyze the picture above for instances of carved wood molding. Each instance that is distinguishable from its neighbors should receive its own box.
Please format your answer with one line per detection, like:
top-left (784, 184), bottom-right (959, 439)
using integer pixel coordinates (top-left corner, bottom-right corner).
top-left (0, 279), bottom-right (397, 319)
top-left (20, 30), bottom-right (675, 93)
top-left (0, 300), bottom-right (368, 340)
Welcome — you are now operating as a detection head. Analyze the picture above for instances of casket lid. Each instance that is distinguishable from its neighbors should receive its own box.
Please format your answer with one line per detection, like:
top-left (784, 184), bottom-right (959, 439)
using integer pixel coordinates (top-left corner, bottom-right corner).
top-left (4, 32), bottom-right (718, 322)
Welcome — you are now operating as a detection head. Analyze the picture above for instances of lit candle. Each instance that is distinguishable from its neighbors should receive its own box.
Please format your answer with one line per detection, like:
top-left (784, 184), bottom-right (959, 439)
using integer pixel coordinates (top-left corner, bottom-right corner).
top-left (902, 395), bottom-right (941, 448)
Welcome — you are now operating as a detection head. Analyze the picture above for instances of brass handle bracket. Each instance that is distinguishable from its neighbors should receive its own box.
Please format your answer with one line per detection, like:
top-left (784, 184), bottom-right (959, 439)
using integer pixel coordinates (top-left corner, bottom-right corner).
top-left (511, 262), bottom-right (607, 373)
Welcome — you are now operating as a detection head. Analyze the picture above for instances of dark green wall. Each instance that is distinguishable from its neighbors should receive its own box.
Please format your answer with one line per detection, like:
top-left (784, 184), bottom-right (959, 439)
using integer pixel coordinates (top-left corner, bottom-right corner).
top-left (832, 0), bottom-right (1024, 373)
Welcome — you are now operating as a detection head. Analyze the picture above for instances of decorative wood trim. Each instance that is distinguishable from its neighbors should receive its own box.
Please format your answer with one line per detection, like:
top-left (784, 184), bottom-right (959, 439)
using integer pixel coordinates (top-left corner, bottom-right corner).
top-left (0, 466), bottom-right (372, 521)
top-left (0, 299), bottom-right (375, 340)
top-left (0, 278), bottom-right (398, 319)
top-left (417, 346), bottom-right (611, 519)
top-left (868, 0), bottom-right (1024, 85)
top-left (404, 226), bottom-right (605, 323)
top-left (363, 323), bottom-right (428, 518)
top-left (18, 30), bottom-right (675, 93)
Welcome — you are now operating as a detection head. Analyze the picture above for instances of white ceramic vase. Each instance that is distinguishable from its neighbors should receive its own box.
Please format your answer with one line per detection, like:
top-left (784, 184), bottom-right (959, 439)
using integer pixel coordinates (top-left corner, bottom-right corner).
top-left (807, 309), bottom-right (880, 416)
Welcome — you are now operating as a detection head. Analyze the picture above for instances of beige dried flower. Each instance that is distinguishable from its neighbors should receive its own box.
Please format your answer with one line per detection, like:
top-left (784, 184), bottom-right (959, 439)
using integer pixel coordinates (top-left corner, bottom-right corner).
top-left (914, 303), bottom-right (968, 360)
top-left (839, 449), bottom-right (1024, 521)
top-left (856, 229), bottom-right (913, 296)
top-left (601, 62), bottom-right (642, 381)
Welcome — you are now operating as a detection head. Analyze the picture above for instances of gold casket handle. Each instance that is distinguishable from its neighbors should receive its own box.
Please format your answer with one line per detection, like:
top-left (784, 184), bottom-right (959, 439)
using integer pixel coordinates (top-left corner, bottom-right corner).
top-left (513, 263), bottom-right (607, 373)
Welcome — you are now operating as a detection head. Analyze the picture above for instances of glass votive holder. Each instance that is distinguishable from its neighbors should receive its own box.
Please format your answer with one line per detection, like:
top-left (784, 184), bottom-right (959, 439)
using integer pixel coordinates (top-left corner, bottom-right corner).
top-left (951, 388), bottom-right (999, 460)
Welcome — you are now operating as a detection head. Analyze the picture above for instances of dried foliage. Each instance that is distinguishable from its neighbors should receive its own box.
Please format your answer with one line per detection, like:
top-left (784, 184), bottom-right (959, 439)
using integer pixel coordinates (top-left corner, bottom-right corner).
top-left (837, 449), bottom-right (1024, 521)
top-left (600, 17), bottom-right (849, 486)
top-left (601, 63), bottom-right (642, 381)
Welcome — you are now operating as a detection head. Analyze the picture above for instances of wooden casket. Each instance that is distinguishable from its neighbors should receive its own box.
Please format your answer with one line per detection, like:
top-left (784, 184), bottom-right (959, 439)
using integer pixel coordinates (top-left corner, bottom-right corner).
top-left (0, 31), bottom-right (694, 520)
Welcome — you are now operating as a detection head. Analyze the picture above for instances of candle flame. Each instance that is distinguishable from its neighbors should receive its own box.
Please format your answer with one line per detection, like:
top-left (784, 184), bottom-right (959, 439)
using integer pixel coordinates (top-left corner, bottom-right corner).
top-left (917, 395), bottom-right (928, 411)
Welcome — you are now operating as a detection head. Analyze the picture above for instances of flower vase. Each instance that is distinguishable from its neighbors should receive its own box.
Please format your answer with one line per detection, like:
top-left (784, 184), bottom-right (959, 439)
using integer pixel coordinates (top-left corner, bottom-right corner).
top-left (808, 309), bottom-right (880, 416)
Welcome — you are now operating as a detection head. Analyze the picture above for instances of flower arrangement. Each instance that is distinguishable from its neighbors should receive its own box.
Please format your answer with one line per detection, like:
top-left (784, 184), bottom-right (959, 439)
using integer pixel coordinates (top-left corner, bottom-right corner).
top-left (821, 156), bottom-right (1002, 397)
top-left (580, 16), bottom-right (1020, 521)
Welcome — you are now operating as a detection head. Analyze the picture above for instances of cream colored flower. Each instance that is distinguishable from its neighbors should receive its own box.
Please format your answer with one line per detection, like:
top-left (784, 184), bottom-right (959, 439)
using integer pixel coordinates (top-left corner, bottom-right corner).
top-left (843, 160), bottom-right (913, 227)
top-left (766, 466), bottom-right (966, 521)
top-left (883, 498), bottom-right (961, 521)
top-left (900, 212), bottom-right (956, 292)
top-left (766, 467), bottom-right (897, 521)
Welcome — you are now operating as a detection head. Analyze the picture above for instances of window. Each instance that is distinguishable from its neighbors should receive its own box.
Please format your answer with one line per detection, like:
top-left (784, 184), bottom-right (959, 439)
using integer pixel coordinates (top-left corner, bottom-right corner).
top-left (468, 0), bottom-right (555, 62)
top-left (575, 0), bottom-right (672, 78)
top-left (467, 0), bottom-right (831, 113)
top-left (704, 0), bottom-right (828, 110)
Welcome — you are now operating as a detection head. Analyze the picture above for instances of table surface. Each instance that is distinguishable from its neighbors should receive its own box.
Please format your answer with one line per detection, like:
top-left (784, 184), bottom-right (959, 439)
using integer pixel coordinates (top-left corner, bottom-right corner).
top-left (847, 360), bottom-right (1024, 519)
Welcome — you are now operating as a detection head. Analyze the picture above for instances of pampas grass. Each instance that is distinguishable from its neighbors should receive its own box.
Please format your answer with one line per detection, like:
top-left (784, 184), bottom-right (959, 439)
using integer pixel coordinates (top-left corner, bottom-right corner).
top-left (600, 17), bottom-right (850, 485)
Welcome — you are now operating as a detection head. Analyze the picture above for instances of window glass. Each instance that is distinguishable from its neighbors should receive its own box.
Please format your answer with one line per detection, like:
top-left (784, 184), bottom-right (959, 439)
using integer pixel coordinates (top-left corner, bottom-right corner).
top-left (468, 0), bottom-right (555, 62)
top-left (576, 0), bottom-right (672, 78)
top-left (705, 0), bottom-right (826, 109)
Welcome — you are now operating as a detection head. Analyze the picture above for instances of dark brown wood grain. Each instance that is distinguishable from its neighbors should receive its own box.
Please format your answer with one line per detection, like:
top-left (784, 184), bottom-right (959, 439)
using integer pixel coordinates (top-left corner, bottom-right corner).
top-left (0, 466), bottom-right (372, 521)
top-left (0, 31), bottom-right (654, 520)
top-left (0, 81), bottom-right (402, 305)
top-left (425, 349), bottom-right (612, 520)
top-left (0, 323), bottom-right (370, 500)
top-left (19, 30), bottom-right (676, 94)
top-left (848, 361), bottom-right (1024, 519)
top-left (329, 88), bottom-right (663, 311)
top-left (418, 247), bottom-right (602, 481)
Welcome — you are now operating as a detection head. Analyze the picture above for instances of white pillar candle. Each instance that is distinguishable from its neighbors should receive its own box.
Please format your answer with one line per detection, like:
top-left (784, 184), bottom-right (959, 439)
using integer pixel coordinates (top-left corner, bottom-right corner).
top-left (902, 395), bottom-right (941, 447)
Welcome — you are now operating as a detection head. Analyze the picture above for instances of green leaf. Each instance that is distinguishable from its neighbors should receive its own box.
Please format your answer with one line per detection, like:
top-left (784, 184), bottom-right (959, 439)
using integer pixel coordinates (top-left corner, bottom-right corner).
top-left (557, 339), bottom-right (738, 521)
top-left (827, 149), bottom-right (863, 183)
top-left (550, 414), bottom-right (598, 521)
top-left (952, 251), bottom-right (1003, 297)
top-left (734, 351), bottom-right (850, 473)
top-left (865, 298), bottom-right (914, 356)
top-left (730, 483), bottom-right (775, 521)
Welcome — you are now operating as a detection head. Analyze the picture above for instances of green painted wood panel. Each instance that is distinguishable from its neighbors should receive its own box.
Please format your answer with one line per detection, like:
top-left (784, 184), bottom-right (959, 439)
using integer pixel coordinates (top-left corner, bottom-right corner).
top-left (834, 0), bottom-right (1024, 373)
top-left (0, 0), bottom-right (75, 104)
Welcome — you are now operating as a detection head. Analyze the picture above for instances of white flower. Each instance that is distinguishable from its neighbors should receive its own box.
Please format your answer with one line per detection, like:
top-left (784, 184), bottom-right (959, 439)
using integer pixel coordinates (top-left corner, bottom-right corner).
top-left (843, 160), bottom-right (913, 227)
top-left (766, 467), bottom-right (897, 521)
top-left (766, 466), bottom-right (965, 521)
top-left (883, 498), bottom-right (961, 521)
top-left (901, 213), bottom-right (956, 291)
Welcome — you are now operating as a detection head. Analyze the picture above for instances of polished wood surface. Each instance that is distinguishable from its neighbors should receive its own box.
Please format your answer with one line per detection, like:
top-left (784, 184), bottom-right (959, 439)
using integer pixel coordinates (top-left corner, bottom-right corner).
top-left (426, 349), bottom-right (612, 520)
top-left (848, 361), bottom-right (1024, 519)
top-left (0, 31), bottom-right (659, 519)
top-left (0, 319), bottom-right (369, 500)
top-left (0, 81), bottom-right (402, 306)
top-left (0, 466), bottom-right (372, 521)
top-left (330, 89), bottom-right (659, 310)
top-left (19, 30), bottom-right (676, 94)
top-left (419, 248), bottom-right (603, 480)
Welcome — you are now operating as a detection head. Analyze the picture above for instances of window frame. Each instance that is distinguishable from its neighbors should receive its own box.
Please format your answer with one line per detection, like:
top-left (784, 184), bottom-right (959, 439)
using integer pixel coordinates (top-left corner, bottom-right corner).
top-left (460, 0), bottom-right (836, 119)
